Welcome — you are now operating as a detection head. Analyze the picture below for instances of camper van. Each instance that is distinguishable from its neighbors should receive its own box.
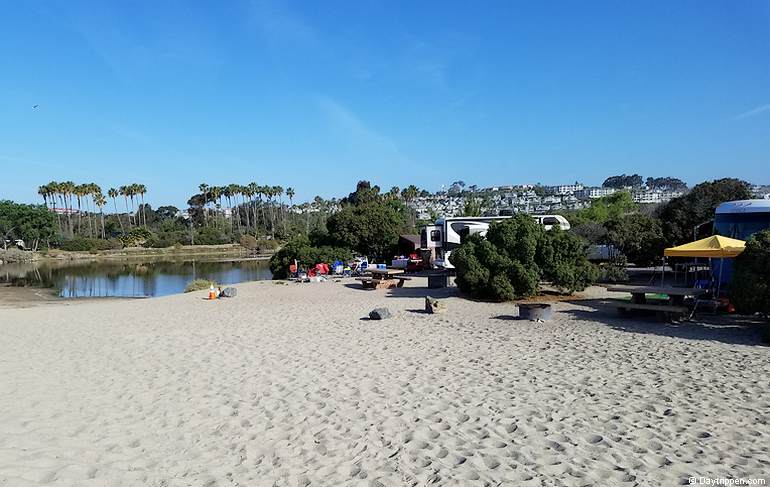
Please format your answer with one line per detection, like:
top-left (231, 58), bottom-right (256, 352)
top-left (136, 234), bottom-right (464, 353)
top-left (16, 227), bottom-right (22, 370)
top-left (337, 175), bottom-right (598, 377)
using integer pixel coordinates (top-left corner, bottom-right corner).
top-left (421, 215), bottom-right (570, 269)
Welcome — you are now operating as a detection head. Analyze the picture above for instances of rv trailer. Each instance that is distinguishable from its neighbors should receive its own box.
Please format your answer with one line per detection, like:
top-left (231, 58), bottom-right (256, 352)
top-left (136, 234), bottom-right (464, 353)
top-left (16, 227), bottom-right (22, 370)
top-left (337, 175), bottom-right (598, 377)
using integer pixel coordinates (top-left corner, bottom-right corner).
top-left (421, 215), bottom-right (570, 269)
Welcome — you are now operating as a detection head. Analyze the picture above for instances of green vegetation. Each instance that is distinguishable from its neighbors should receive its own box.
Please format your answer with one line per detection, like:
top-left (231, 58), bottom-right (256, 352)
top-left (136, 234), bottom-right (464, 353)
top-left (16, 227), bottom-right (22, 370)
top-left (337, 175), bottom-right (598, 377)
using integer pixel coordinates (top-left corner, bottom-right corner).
top-left (605, 214), bottom-right (665, 267)
top-left (731, 230), bottom-right (770, 316)
top-left (0, 200), bottom-right (57, 250)
top-left (59, 237), bottom-right (121, 252)
top-left (570, 192), bottom-right (637, 225)
top-left (658, 178), bottom-right (752, 245)
top-left (450, 214), bottom-right (598, 301)
top-left (269, 235), bottom-right (352, 279)
top-left (184, 279), bottom-right (219, 293)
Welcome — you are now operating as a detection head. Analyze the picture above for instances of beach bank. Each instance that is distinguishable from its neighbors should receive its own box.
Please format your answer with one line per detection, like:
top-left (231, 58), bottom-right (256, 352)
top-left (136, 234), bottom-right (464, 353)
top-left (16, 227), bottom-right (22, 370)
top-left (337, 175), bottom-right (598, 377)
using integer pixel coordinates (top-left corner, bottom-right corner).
top-left (0, 280), bottom-right (767, 486)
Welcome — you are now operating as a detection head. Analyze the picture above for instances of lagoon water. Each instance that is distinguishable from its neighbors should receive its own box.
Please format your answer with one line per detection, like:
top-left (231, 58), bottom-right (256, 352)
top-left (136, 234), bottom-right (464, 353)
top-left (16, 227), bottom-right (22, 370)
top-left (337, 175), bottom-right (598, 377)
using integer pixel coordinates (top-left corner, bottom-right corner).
top-left (0, 258), bottom-right (272, 298)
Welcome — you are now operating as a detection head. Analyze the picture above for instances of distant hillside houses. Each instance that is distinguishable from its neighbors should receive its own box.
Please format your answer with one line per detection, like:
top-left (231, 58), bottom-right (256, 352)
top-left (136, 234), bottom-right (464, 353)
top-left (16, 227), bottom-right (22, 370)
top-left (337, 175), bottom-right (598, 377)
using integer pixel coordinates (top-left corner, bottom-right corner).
top-left (752, 185), bottom-right (770, 199)
top-left (408, 181), bottom-right (690, 220)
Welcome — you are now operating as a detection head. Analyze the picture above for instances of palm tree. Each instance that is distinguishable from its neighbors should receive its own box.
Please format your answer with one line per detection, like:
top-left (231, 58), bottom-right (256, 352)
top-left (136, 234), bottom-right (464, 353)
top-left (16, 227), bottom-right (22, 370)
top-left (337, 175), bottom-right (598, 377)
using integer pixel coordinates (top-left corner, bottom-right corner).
top-left (239, 184), bottom-right (251, 234)
top-left (199, 183), bottom-right (209, 227)
top-left (136, 184), bottom-right (147, 227)
top-left (128, 184), bottom-right (140, 227)
top-left (119, 185), bottom-right (132, 229)
top-left (93, 192), bottom-right (107, 238)
top-left (39, 183), bottom-right (62, 236)
top-left (247, 182), bottom-right (259, 234)
top-left (61, 181), bottom-right (76, 237)
top-left (108, 188), bottom-right (124, 233)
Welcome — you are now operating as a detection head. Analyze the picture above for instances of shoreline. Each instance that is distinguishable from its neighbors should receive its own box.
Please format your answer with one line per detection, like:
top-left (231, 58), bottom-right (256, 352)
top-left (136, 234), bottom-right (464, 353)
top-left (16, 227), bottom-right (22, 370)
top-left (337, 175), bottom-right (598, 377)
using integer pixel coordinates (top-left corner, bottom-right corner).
top-left (1, 243), bottom-right (276, 265)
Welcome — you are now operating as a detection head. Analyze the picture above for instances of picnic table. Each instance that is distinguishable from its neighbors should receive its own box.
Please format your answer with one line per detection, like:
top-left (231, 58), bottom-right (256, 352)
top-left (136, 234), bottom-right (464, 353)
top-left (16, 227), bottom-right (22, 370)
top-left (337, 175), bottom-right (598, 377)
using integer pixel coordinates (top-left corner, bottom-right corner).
top-left (606, 285), bottom-right (707, 320)
top-left (356, 268), bottom-right (411, 290)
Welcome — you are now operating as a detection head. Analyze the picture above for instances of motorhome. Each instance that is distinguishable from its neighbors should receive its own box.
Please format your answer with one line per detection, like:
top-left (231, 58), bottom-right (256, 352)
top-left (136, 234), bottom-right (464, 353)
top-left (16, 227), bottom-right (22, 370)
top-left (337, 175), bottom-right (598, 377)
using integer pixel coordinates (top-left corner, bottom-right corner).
top-left (714, 199), bottom-right (770, 240)
top-left (421, 215), bottom-right (570, 268)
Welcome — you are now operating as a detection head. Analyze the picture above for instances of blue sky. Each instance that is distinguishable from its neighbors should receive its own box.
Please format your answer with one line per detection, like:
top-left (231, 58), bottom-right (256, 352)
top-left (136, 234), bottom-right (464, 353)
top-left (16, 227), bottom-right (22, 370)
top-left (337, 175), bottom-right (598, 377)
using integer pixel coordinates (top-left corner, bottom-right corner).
top-left (1, 1), bottom-right (769, 207)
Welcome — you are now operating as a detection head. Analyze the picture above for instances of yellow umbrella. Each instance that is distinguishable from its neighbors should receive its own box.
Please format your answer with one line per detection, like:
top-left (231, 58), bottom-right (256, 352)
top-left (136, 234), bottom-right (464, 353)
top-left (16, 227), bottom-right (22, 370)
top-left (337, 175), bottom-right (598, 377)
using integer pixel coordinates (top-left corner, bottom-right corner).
top-left (664, 235), bottom-right (745, 258)
top-left (664, 235), bottom-right (746, 297)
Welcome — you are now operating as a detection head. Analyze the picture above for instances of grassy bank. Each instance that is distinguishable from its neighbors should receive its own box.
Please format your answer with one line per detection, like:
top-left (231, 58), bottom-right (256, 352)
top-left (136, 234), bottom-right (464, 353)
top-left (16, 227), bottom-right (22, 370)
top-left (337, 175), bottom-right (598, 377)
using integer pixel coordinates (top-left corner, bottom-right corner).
top-left (39, 244), bottom-right (276, 262)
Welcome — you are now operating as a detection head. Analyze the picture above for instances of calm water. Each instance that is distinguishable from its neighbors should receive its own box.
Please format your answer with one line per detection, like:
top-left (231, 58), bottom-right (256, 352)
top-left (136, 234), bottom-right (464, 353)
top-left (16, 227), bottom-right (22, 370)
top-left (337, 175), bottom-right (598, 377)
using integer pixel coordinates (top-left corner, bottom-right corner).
top-left (0, 258), bottom-right (272, 298)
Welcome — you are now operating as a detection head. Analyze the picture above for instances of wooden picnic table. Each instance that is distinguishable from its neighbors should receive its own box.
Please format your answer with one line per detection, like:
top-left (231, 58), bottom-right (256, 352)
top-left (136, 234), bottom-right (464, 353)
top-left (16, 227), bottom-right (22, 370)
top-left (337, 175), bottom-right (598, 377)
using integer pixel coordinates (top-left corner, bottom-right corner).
top-left (606, 285), bottom-right (707, 320)
top-left (357, 268), bottom-right (411, 290)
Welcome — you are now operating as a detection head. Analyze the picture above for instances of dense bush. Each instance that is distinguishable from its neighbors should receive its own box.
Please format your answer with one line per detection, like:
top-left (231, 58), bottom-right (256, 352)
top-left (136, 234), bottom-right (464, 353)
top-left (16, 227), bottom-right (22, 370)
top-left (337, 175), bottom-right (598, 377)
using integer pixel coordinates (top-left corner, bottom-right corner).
top-left (571, 222), bottom-right (608, 245)
top-left (731, 230), bottom-right (770, 316)
top-left (142, 232), bottom-right (189, 248)
top-left (239, 235), bottom-right (259, 249)
top-left (194, 226), bottom-right (228, 245)
top-left (60, 237), bottom-right (120, 252)
top-left (538, 228), bottom-right (600, 292)
top-left (599, 255), bottom-right (629, 283)
top-left (326, 200), bottom-right (405, 258)
top-left (658, 178), bottom-right (751, 245)
top-left (269, 235), bottom-right (352, 279)
top-left (605, 214), bottom-right (665, 267)
top-left (256, 238), bottom-right (280, 252)
top-left (0, 200), bottom-right (57, 250)
top-left (450, 214), bottom-right (598, 301)
top-left (119, 227), bottom-right (153, 247)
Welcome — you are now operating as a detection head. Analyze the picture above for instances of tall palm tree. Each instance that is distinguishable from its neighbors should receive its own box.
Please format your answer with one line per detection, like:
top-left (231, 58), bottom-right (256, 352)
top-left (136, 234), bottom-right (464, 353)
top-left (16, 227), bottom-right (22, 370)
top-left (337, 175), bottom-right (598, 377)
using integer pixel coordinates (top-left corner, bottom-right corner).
top-left (238, 184), bottom-right (250, 234)
top-left (119, 185), bottom-right (132, 229)
top-left (108, 188), bottom-right (124, 233)
top-left (128, 184), bottom-right (140, 227)
top-left (93, 192), bottom-right (107, 238)
top-left (247, 182), bottom-right (259, 234)
top-left (39, 183), bottom-right (62, 236)
top-left (61, 181), bottom-right (76, 237)
top-left (198, 183), bottom-right (209, 227)
top-left (136, 184), bottom-right (147, 227)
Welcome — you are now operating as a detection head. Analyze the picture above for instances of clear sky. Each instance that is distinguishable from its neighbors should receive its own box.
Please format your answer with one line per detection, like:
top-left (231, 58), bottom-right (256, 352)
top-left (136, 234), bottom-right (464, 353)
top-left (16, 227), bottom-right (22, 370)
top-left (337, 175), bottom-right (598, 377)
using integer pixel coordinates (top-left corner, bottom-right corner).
top-left (1, 1), bottom-right (769, 208)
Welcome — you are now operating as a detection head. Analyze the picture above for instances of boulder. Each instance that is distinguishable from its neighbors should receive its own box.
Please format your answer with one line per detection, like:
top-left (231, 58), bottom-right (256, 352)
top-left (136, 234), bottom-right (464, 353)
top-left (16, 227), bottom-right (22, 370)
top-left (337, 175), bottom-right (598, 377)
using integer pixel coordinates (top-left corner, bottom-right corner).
top-left (220, 287), bottom-right (238, 298)
top-left (425, 296), bottom-right (446, 314)
top-left (369, 308), bottom-right (391, 320)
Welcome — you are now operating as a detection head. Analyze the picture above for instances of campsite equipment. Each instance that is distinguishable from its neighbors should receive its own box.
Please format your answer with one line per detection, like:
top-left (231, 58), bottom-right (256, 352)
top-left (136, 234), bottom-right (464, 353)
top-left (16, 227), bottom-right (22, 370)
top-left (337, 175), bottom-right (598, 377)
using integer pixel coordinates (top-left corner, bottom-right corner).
top-left (664, 235), bottom-right (746, 299)
top-left (518, 303), bottom-right (553, 321)
top-left (220, 287), bottom-right (237, 298)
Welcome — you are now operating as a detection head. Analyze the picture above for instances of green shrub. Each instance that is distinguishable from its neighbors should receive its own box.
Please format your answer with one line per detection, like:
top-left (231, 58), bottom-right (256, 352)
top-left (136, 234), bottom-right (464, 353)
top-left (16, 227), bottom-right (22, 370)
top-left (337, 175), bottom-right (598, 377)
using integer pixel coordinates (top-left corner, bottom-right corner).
top-left (60, 237), bottom-right (117, 252)
top-left (731, 230), bottom-right (770, 315)
top-left (184, 279), bottom-right (218, 293)
top-left (142, 231), bottom-right (188, 248)
top-left (599, 255), bottom-right (629, 283)
top-left (450, 214), bottom-right (598, 301)
top-left (119, 227), bottom-right (153, 247)
top-left (605, 214), bottom-right (665, 267)
top-left (195, 226), bottom-right (227, 245)
top-left (256, 238), bottom-right (280, 252)
top-left (240, 235), bottom-right (259, 250)
top-left (269, 235), bottom-right (352, 279)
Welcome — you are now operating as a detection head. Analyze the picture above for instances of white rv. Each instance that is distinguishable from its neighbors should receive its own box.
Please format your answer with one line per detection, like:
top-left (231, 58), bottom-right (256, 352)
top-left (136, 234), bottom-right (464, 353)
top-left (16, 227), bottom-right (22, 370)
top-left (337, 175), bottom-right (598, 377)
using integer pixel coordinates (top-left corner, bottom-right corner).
top-left (421, 215), bottom-right (570, 269)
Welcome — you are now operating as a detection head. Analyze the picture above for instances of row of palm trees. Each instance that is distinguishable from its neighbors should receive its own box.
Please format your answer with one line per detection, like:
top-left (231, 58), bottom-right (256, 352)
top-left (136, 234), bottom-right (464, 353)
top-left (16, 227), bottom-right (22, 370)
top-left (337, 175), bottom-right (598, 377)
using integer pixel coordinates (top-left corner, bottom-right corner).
top-left (195, 183), bottom-right (295, 237)
top-left (37, 181), bottom-right (148, 238)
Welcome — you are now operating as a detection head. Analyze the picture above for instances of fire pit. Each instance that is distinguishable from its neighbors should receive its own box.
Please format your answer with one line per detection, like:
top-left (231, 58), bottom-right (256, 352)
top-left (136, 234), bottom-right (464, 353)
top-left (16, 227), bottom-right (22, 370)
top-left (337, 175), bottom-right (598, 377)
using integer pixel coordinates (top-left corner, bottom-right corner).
top-left (518, 303), bottom-right (553, 321)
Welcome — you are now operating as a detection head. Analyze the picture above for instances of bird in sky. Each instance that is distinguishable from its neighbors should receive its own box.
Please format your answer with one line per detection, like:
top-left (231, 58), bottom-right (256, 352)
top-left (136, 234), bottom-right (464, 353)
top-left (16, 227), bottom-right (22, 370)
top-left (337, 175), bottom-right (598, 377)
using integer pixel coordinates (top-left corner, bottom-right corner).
top-left (32, 105), bottom-right (39, 109)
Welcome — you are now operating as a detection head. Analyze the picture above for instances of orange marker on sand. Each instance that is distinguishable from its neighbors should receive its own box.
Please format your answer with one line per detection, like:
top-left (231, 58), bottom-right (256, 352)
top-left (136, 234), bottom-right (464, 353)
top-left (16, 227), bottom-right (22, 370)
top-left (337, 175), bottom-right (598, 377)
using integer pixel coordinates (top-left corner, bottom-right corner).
top-left (208, 284), bottom-right (217, 300)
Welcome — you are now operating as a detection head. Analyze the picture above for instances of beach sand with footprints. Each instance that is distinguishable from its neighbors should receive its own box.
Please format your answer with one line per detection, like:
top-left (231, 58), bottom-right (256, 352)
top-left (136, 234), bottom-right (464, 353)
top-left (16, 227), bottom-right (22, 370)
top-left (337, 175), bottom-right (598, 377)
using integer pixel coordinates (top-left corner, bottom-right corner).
top-left (0, 280), bottom-right (768, 486)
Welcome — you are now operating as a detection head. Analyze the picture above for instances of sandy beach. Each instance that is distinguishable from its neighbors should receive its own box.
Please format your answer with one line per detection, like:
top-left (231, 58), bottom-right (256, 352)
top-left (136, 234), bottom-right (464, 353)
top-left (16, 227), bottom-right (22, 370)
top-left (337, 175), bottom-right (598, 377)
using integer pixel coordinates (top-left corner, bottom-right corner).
top-left (0, 280), bottom-right (768, 486)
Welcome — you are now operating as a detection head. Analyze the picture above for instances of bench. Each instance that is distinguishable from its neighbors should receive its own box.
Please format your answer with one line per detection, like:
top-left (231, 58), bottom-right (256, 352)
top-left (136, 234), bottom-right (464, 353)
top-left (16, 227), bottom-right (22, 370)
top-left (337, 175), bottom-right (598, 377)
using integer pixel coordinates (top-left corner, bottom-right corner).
top-left (356, 276), bottom-right (409, 290)
top-left (609, 300), bottom-right (689, 320)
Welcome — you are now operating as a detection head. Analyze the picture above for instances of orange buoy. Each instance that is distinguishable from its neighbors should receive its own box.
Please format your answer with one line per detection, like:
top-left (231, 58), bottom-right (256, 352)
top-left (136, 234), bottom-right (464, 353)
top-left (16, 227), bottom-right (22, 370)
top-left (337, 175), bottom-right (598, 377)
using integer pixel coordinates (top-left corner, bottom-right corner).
top-left (208, 284), bottom-right (217, 300)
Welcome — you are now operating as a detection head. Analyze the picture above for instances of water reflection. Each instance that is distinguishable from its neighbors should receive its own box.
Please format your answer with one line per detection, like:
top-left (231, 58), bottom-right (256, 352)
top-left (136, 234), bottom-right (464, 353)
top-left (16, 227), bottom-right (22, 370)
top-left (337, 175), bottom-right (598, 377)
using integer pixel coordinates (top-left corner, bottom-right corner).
top-left (0, 258), bottom-right (272, 298)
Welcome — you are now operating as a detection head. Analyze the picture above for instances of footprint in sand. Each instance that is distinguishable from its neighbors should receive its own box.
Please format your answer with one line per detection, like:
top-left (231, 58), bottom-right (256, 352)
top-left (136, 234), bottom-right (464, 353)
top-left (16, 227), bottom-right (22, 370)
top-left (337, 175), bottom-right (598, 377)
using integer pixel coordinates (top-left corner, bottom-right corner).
top-left (585, 434), bottom-right (603, 444)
